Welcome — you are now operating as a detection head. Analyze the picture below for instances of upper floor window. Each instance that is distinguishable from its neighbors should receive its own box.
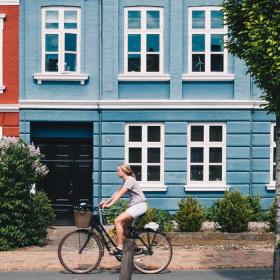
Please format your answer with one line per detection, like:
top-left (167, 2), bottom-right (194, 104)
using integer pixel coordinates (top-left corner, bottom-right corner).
top-left (188, 7), bottom-right (228, 74)
top-left (187, 123), bottom-right (226, 188)
top-left (125, 123), bottom-right (164, 188)
top-left (124, 7), bottom-right (164, 74)
top-left (270, 124), bottom-right (276, 185)
top-left (42, 7), bottom-right (81, 74)
top-left (0, 14), bottom-right (5, 93)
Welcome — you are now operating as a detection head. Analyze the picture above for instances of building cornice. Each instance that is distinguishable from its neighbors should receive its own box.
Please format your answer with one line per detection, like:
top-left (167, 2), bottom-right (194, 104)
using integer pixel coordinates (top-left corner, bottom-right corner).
top-left (0, 104), bottom-right (19, 112)
top-left (19, 99), bottom-right (266, 110)
top-left (0, 1), bottom-right (19, 5)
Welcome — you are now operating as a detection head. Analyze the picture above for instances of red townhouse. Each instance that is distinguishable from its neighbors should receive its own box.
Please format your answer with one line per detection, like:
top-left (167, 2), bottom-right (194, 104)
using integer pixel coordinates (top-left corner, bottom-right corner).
top-left (0, 0), bottom-right (19, 138)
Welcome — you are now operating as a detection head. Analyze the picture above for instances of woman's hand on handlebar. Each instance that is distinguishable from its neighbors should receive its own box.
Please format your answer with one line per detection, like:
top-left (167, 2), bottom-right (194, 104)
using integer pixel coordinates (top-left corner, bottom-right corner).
top-left (102, 203), bottom-right (110, 209)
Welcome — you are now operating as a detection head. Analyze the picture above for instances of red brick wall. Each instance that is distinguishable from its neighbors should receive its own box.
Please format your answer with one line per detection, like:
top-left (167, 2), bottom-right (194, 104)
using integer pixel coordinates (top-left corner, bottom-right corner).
top-left (0, 6), bottom-right (19, 137)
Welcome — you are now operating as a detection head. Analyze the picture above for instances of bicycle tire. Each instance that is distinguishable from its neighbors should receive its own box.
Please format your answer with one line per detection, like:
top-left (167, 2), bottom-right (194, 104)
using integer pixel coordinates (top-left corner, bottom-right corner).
top-left (58, 229), bottom-right (103, 274)
top-left (133, 230), bottom-right (173, 274)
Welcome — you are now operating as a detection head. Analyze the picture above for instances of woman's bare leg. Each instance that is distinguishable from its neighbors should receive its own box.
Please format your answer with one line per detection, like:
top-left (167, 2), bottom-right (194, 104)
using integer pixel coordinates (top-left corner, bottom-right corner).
top-left (114, 212), bottom-right (133, 249)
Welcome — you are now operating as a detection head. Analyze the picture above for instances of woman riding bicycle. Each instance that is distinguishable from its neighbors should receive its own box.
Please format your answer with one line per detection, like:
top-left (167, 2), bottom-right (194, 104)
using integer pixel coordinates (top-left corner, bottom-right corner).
top-left (100, 163), bottom-right (147, 256)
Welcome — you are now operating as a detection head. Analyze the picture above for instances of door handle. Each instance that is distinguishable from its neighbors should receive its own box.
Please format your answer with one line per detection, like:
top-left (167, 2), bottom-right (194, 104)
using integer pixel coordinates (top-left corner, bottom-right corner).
top-left (68, 182), bottom-right (73, 196)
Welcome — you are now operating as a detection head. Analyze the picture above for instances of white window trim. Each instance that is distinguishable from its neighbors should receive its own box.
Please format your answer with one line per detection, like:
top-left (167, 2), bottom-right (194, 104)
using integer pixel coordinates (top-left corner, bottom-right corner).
top-left (118, 73), bottom-right (170, 82)
top-left (124, 7), bottom-right (164, 75)
top-left (0, 14), bottom-right (6, 94)
top-left (187, 6), bottom-right (229, 76)
top-left (267, 123), bottom-right (276, 190)
top-left (34, 7), bottom-right (88, 84)
top-left (0, 1), bottom-right (19, 5)
top-left (186, 122), bottom-right (227, 191)
top-left (125, 123), bottom-right (166, 191)
top-left (182, 73), bottom-right (234, 81)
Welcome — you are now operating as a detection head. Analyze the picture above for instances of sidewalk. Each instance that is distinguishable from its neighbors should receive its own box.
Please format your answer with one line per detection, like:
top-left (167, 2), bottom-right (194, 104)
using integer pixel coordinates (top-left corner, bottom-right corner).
top-left (0, 226), bottom-right (273, 271)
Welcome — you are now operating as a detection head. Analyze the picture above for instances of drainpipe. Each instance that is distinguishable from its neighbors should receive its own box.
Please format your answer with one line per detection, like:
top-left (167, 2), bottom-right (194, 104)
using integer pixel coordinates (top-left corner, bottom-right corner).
top-left (97, 0), bottom-right (103, 204)
top-left (249, 75), bottom-right (253, 197)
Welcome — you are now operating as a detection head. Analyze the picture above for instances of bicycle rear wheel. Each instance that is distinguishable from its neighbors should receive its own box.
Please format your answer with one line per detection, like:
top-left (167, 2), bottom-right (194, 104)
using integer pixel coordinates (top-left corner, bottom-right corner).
top-left (133, 230), bottom-right (173, 274)
top-left (58, 229), bottom-right (103, 274)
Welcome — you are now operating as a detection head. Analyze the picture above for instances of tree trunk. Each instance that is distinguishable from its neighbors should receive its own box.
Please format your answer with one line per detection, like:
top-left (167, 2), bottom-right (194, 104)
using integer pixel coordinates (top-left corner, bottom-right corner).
top-left (273, 116), bottom-right (280, 280)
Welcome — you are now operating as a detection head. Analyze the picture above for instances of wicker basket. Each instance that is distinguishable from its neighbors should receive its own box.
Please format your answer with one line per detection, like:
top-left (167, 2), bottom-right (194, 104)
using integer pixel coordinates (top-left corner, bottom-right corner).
top-left (73, 210), bottom-right (93, 228)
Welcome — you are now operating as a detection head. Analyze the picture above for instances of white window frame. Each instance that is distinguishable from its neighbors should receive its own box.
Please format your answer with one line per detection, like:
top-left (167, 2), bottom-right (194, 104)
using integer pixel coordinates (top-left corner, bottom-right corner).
top-left (34, 7), bottom-right (88, 84)
top-left (124, 7), bottom-right (164, 76)
top-left (125, 123), bottom-right (166, 191)
top-left (0, 14), bottom-right (6, 93)
top-left (185, 6), bottom-right (230, 80)
top-left (267, 123), bottom-right (276, 190)
top-left (186, 123), bottom-right (228, 191)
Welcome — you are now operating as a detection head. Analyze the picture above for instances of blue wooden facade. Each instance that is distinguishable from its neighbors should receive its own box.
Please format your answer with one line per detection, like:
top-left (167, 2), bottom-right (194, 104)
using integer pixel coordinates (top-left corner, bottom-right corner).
top-left (19, 0), bottom-right (276, 216)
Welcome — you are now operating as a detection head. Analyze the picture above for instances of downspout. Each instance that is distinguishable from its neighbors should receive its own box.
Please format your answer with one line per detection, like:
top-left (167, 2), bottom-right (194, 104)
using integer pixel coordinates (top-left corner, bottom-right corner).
top-left (97, 0), bottom-right (103, 204)
top-left (249, 75), bottom-right (253, 197)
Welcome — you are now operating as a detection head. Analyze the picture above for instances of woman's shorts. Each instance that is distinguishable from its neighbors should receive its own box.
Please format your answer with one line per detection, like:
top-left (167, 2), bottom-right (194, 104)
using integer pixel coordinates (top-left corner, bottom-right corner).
top-left (126, 202), bottom-right (148, 218)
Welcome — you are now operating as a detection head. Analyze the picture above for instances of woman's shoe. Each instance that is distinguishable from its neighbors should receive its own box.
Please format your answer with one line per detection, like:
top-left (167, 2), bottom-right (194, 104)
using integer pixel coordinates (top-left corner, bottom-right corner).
top-left (111, 248), bottom-right (123, 257)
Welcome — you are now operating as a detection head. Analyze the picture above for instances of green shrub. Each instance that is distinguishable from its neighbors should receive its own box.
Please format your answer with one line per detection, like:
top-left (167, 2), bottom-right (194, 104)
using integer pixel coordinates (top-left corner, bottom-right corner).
top-left (246, 195), bottom-right (265, 222)
top-left (268, 199), bottom-right (275, 232)
top-left (0, 137), bottom-right (53, 250)
top-left (174, 197), bottom-right (206, 232)
top-left (205, 204), bottom-right (216, 221)
top-left (135, 207), bottom-right (174, 232)
top-left (212, 191), bottom-right (252, 232)
top-left (105, 199), bottom-right (129, 224)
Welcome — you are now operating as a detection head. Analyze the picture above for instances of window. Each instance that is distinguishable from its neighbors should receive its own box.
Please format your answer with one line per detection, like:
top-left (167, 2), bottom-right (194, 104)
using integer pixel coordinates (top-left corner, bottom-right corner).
top-left (187, 123), bottom-right (226, 189)
top-left (0, 14), bottom-right (5, 93)
top-left (269, 124), bottom-right (276, 187)
top-left (125, 124), bottom-right (164, 188)
top-left (124, 7), bottom-right (163, 74)
top-left (42, 7), bottom-right (81, 74)
top-left (188, 7), bottom-right (228, 74)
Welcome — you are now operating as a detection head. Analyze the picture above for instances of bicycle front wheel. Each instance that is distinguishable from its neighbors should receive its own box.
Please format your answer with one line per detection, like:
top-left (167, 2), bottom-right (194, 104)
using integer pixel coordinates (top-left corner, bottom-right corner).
top-left (133, 230), bottom-right (173, 274)
top-left (58, 229), bottom-right (103, 274)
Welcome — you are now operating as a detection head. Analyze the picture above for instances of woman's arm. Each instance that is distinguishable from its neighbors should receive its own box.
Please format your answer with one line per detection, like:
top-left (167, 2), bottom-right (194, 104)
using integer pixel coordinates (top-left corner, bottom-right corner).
top-left (102, 187), bottom-right (128, 208)
top-left (101, 187), bottom-right (122, 204)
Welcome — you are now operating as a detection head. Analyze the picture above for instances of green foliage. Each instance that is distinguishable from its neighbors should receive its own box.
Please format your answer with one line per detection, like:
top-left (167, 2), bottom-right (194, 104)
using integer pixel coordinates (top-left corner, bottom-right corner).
top-left (268, 199), bottom-right (276, 232)
top-left (105, 199), bottom-right (129, 224)
top-left (0, 137), bottom-right (53, 250)
top-left (135, 207), bottom-right (174, 232)
top-left (174, 197), bottom-right (206, 232)
top-left (246, 195), bottom-right (265, 222)
top-left (223, 0), bottom-right (280, 113)
top-left (211, 191), bottom-right (252, 232)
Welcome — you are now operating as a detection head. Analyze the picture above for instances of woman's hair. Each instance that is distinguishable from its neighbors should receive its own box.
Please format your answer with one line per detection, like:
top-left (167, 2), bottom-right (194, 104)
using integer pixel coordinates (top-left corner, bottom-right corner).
top-left (119, 163), bottom-right (136, 178)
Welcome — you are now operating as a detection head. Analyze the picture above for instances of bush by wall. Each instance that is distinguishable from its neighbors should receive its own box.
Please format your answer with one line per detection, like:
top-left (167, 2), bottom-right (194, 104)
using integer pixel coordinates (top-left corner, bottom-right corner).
top-left (246, 195), bottom-right (265, 222)
top-left (175, 197), bottom-right (206, 232)
top-left (211, 190), bottom-right (252, 232)
top-left (0, 137), bottom-right (54, 250)
top-left (105, 199), bottom-right (129, 225)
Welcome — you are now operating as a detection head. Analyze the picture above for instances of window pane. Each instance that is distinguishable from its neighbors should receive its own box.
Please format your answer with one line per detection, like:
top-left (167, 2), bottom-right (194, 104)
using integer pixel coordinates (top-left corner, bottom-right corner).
top-left (129, 126), bottom-right (142, 142)
top-left (211, 54), bottom-right (224, 72)
top-left (128, 34), bottom-right (141, 52)
top-left (211, 10), bottom-right (224, 29)
top-left (45, 34), bottom-right (58, 51)
top-left (128, 11), bottom-right (141, 29)
top-left (191, 126), bottom-right (204, 141)
top-left (65, 34), bottom-right (77, 51)
top-left (45, 10), bottom-right (58, 29)
top-left (65, 54), bottom-right (76, 71)
top-left (190, 165), bottom-right (203, 181)
top-left (147, 54), bottom-right (159, 72)
top-left (147, 11), bottom-right (160, 29)
top-left (274, 126), bottom-right (277, 142)
top-left (210, 126), bottom-right (222, 141)
top-left (192, 11), bottom-right (205, 28)
top-left (274, 147), bottom-right (276, 163)
top-left (209, 148), bottom-right (222, 163)
top-left (192, 34), bottom-right (205, 52)
top-left (211, 34), bottom-right (224, 52)
top-left (147, 34), bottom-right (159, 52)
top-left (131, 165), bottom-right (142, 181)
top-left (192, 54), bottom-right (205, 72)
top-left (148, 126), bottom-right (160, 142)
top-left (191, 147), bottom-right (203, 163)
top-left (129, 148), bottom-right (142, 163)
top-left (128, 54), bottom-right (141, 72)
top-left (147, 166), bottom-right (160, 181)
top-left (148, 148), bottom-right (160, 163)
top-left (64, 11), bottom-right (77, 29)
top-left (209, 166), bottom-right (222, 181)
top-left (273, 165), bottom-right (276, 181)
top-left (45, 54), bottom-right (58, 72)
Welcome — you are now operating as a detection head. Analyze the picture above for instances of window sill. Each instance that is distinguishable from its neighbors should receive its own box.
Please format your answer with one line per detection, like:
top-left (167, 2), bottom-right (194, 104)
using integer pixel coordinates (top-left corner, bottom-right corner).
top-left (33, 73), bottom-right (89, 85)
top-left (0, 85), bottom-right (6, 94)
top-left (182, 74), bottom-right (235, 81)
top-left (140, 184), bottom-right (167, 192)
top-left (266, 183), bottom-right (275, 191)
top-left (185, 184), bottom-right (230, 192)
top-left (118, 74), bottom-right (171, 82)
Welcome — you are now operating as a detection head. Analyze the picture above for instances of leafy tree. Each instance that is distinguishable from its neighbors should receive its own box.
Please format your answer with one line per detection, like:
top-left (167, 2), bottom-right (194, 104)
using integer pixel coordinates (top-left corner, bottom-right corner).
top-left (222, 1), bottom-right (280, 278)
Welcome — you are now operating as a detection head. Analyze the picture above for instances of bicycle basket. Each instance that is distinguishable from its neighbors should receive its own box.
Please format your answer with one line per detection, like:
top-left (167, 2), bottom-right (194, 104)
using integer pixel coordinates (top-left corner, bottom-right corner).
top-left (73, 210), bottom-right (93, 228)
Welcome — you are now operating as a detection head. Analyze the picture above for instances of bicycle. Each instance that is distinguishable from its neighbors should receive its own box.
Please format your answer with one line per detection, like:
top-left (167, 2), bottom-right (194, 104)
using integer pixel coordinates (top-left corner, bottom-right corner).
top-left (57, 204), bottom-right (173, 274)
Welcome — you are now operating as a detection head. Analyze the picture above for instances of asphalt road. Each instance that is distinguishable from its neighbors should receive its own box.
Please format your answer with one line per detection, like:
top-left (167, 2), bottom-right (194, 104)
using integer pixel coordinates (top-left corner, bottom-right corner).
top-left (0, 269), bottom-right (273, 280)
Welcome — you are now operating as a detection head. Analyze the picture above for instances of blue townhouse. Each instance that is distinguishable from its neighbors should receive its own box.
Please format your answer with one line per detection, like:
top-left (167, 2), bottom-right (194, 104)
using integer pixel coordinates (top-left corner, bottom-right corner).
top-left (19, 0), bottom-right (276, 225)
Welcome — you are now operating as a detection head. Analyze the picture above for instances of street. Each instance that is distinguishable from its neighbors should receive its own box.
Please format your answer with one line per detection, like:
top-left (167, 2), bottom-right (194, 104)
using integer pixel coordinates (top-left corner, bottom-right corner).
top-left (0, 269), bottom-right (272, 280)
